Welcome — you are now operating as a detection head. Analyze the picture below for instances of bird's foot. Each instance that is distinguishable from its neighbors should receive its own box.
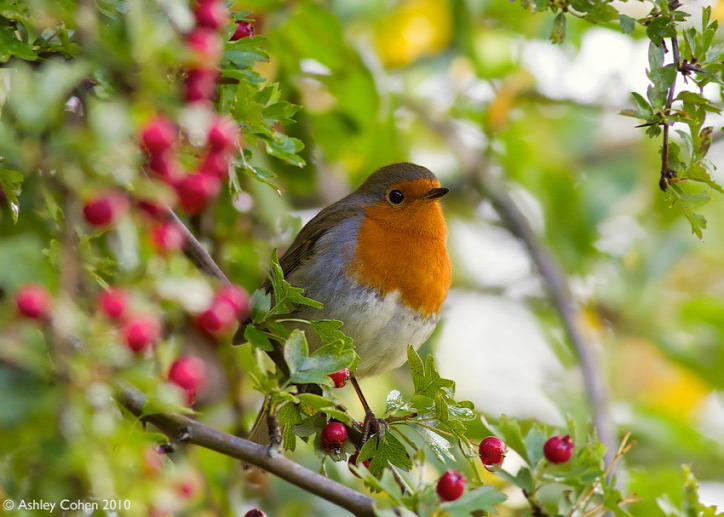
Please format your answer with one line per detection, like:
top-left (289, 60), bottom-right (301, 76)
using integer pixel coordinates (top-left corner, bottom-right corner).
top-left (362, 411), bottom-right (389, 444)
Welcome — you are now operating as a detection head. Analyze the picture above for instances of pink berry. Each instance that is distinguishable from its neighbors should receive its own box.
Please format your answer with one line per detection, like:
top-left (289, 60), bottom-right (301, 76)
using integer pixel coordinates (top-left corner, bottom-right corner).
top-left (328, 368), bottom-right (350, 388)
top-left (169, 355), bottom-right (207, 393)
top-left (198, 150), bottom-right (231, 179)
top-left (151, 222), bottom-right (186, 253)
top-left (147, 151), bottom-right (182, 185)
top-left (195, 299), bottom-right (236, 336)
top-left (436, 469), bottom-right (465, 502)
top-left (123, 316), bottom-right (160, 353)
top-left (175, 173), bottom-right (221, 215)
top-left (231, 21), bottom-right (255, 41)
top-left (187, 28), bottom-right (223, 63)
top-left (141, 117), bottom-right (176, 154)
top-left (478, 436), bottom-right (507, 468)
top-left (207, 117), bottom-right (238, 151)
top-left (83, 192), bottom-right (129, 226)
top-left (215, 284), bottom-right (250, 318)
top-left (193, 0), bottom-right (229, 29)
top-left (185, 68), bottom-right (219, 104)
top-left (544, 435), bottom-right (575, 464)
top-left (243, 510), bottom-right (266, 517)
top-left (321, 422), bottom-right (347, 451)
top-left (137, 199), bottom-right (165, 220)
top-left (99, 288), bottom-right (128, 320)
top-left (15, 284), bottom-right (52, 319)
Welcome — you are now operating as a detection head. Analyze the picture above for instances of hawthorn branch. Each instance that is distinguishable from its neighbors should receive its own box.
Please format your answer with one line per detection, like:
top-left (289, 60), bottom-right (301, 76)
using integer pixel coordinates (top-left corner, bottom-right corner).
top-left (116, 383), bottom-right (377, 517)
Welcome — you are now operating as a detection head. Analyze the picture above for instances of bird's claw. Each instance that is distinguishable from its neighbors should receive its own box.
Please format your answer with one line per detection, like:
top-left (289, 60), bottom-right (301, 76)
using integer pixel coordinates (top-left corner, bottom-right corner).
top-left (361, 411), bottom-right (389, 444)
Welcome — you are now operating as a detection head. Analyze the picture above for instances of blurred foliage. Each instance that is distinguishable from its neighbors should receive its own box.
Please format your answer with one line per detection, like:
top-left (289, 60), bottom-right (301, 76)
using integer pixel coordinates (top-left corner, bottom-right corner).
top-left (2, 0), bottom-right (724, 516)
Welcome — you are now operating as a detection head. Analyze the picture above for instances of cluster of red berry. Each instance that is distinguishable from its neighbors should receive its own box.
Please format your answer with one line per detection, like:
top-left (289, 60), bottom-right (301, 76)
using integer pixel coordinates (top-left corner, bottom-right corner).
top-left (83, 2), bottom-right (256, 241)
top-left (15, 277), bottom-right (248, 405)
top-left (435, 433), bottom-right (576, 502)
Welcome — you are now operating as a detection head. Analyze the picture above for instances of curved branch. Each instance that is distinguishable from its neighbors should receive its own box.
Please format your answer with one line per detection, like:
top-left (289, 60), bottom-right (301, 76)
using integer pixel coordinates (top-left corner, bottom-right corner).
top-left (116, 383), bottom-right (377, 517)
top-left (408, 101), bottom-right (616, 463)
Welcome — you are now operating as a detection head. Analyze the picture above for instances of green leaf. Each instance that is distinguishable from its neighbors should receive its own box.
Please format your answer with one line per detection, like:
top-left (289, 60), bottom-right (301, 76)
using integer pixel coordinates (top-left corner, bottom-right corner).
top-left (0, 168), bottom-right (22, 222)
top-left (619, 14), bottom-right (636, 34)
top-left (360, 432), bottom-right (413, 477)
top-left (244, 325), bottom-right (273, 351)
top-left (440, 485), bottom-right (507, 516)
top-left (0, 25), bottom-right (37, 62)
top-left (524, 425), bottom-right (547, 467)
top-left (310, 319), bottom-right (353, 347)
top-left (408, 424), bottom-right (454, 462)
top-left (498, 415), bottom-right (530, 464)
top-left (550, 13), bottom-right (566, 44)
top-left (285, 331), bottom-right (355, 385)
top-left (249, 289), bottom-right (271, 323)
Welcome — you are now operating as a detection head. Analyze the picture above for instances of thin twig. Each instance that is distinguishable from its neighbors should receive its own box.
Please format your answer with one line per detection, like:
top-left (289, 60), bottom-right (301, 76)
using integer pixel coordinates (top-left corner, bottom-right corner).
top-left (660, 36), bottom-right (681, 191)
top-left (116, 382), bottom-right (377, 517)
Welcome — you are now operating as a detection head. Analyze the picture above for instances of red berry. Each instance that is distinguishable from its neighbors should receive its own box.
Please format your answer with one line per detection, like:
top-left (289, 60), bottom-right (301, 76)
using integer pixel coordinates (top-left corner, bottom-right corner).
top-left (349, 449), bottom-right (371, 471)
top-left (215, 284), bottom-right (250, 318)
top-left (195, 299), bottom-right (236, 336)
top-left (175, 173), bottom-right (221, 215)
top-left (436, 469), bottom-right (465, 502)
top-left (321, 422), bottom-right (347, 451)
top-left (231, 21), bottom-right (255, 41)
top-left (141, 117), bottom-right (176, 154)
top-left (543, 435), bottom-right (575, 464)
top-left (243, 510), bottom-right (266, 517)
top-left (15, 284), bottom-right (52, 319)
top-left (185, 68), bottom-right (219, 103)
top-left (99, 288), bottom-right (128, 320)
top-left (151, 222), bottom-right (186, 253)
top-left (169, 355), bottom-right (207, 391)
top-left (187, 28), bottom-right (223, 63)
top-left (207, 116), bottom-right (238, 151)
top-left (83, 192), bottom-right (129, 226)
top-left (198, 150), bottom-right (231, 179)
top-left (193, 0), bottom-right (229, 29)
top-left (123, 316), bottom-right (160, 353)
top-left (328, 368), bottom-right (350, 388)
top-left (478, 436), bottom-right (507, 468)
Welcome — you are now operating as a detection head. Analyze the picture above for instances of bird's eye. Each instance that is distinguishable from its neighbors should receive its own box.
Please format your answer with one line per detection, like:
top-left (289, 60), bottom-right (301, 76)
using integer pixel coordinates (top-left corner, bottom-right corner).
top-left (388, 190), bottom-right (404, 204)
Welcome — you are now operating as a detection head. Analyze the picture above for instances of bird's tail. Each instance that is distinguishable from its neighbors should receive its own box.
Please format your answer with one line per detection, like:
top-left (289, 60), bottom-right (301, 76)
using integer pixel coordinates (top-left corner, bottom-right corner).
top-left (241, 407), bottom-right (271, 470)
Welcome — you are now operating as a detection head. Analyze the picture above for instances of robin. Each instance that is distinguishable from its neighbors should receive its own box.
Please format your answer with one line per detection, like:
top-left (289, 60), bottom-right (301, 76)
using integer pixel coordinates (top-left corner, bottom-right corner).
top-left (238, 162), bottom-right (451, 445)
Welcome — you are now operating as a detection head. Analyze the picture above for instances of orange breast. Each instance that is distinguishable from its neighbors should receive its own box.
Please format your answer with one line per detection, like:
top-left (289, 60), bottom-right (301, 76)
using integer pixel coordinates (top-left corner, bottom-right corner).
top-left (347, 201), bottom-right (451, 318)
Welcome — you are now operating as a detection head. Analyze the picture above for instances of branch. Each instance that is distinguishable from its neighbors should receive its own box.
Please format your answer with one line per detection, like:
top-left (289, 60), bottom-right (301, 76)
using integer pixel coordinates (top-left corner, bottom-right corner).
top-left (116, 383), bottom-right (377, 517)
top-left (660, 35), bottom-right (681, 192)
top-left (165, 207), bottom-right (231, 284)
top-left (407, 100), bottom-right (616, 464)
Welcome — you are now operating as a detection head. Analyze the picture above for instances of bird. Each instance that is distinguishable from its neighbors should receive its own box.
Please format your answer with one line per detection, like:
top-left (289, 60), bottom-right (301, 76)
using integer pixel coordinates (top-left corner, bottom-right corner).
top-left (238, 162), bottom-right (451, 446)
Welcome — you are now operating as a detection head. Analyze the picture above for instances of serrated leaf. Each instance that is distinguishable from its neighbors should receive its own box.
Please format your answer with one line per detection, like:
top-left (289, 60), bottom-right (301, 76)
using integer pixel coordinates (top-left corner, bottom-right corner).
top-left (409, 423), bottom-right (454, 462)
top-left (498, 415), bottom-right (530, 464)
top-left (359, 432), bottom-right (412, 477)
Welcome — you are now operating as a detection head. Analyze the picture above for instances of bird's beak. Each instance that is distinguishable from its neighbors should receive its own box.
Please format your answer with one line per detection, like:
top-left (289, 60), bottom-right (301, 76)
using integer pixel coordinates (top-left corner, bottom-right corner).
top-left (422, 187), bottom-right (449, 201)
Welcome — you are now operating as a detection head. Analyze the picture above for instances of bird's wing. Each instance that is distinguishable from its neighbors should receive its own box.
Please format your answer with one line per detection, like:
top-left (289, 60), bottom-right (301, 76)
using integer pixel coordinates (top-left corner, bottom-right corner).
top-left (265, 200), bottom-right (360, 289)
top-left (233, 197), bottom-right (360, 345)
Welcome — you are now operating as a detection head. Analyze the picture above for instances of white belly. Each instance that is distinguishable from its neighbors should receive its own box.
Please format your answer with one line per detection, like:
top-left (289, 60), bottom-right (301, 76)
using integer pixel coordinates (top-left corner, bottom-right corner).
top-left (294, 288), bottom-right (438, 378)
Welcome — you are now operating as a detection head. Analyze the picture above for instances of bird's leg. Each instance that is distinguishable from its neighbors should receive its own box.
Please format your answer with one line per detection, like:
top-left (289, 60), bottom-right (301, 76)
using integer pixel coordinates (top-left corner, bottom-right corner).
top-left (351, 377), bottom-right (388, 444)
